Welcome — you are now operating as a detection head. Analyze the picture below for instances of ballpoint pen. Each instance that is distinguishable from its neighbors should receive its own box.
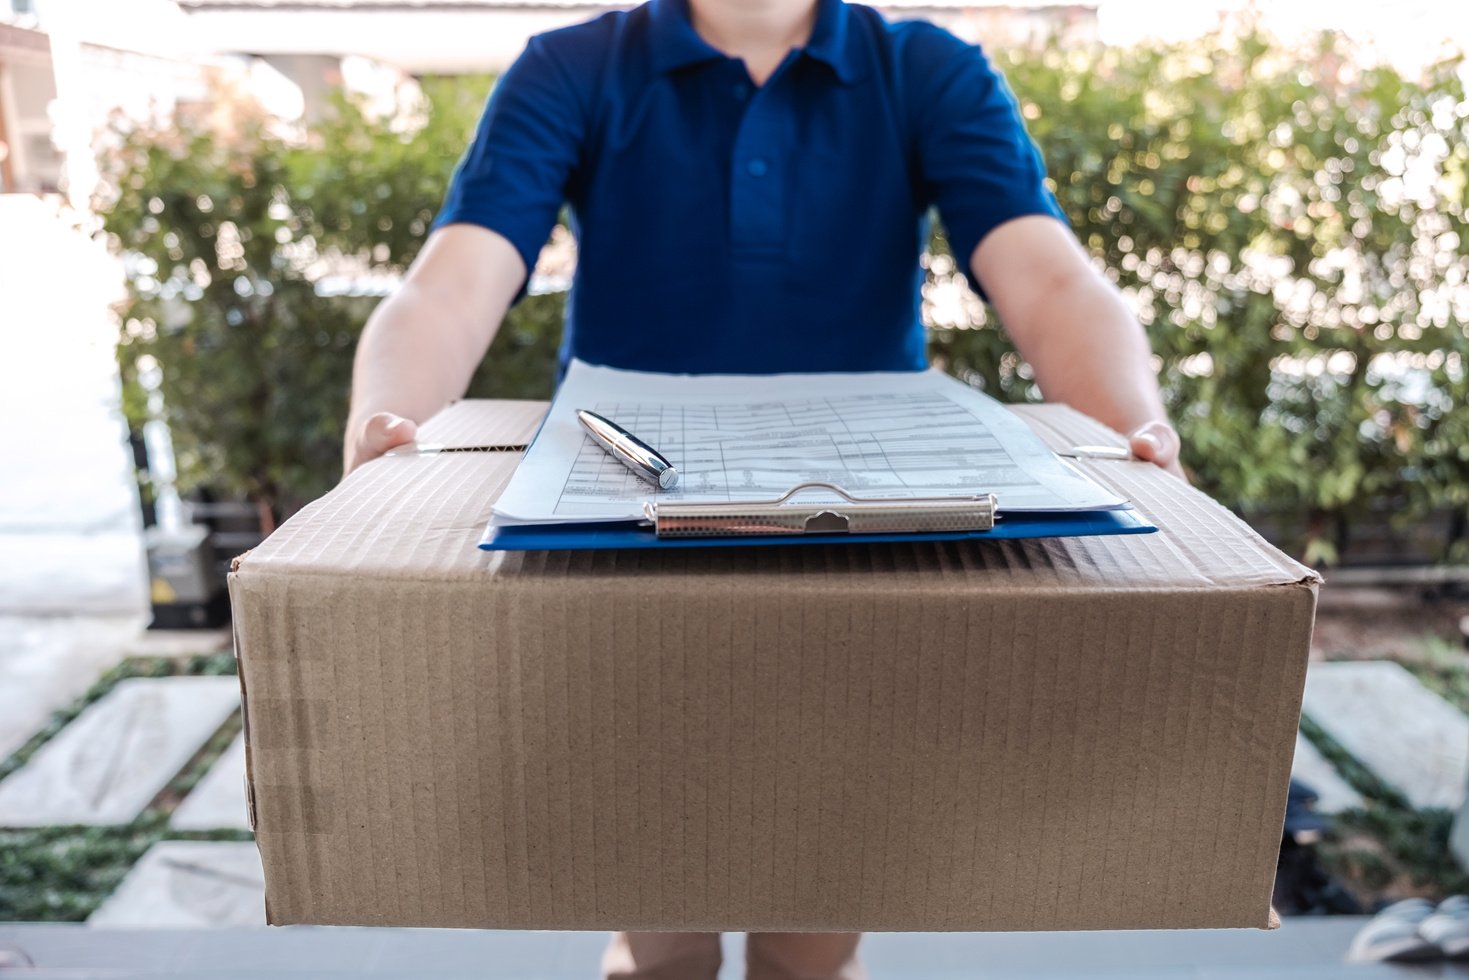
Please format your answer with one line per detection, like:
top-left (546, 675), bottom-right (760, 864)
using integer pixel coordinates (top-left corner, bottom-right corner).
top-left (576, 409), bottom-right (680, 490)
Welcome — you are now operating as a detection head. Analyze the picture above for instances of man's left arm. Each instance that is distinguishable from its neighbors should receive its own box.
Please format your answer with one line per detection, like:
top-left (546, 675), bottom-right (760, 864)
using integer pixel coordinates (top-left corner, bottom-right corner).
top-left (971, 215), bottom-right (1184, 478)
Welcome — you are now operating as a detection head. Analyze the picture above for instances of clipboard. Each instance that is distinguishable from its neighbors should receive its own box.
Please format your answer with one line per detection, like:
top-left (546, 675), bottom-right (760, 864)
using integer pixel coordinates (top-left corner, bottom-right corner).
top-left (480, 481), bottom-right (1157, 552)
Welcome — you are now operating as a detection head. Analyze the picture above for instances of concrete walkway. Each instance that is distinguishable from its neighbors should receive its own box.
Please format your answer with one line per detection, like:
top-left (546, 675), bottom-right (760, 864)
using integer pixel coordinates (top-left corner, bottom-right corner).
top-left (1303, 661), bottom-right (1469, 810)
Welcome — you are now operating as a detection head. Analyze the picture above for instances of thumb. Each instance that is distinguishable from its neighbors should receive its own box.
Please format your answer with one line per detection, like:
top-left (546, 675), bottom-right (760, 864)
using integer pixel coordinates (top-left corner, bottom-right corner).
top-left (1128, 420), bottom-right (1180, 468)
top-left (353, 412), bottom-right (419, 470)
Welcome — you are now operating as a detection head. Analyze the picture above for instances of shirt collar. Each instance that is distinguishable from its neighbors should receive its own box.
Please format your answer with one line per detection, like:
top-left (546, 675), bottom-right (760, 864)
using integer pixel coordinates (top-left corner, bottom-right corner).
top-left (648, 0), bottom-right (864, 84)
top-left (802, 0), bottom-right (862, 84)
top-left (648, 0), bottom-right (723, 75)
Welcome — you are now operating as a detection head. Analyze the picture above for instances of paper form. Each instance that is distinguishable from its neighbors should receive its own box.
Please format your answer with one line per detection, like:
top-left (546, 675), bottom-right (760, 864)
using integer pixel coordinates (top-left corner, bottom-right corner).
top-left (491, 360), bottom-right (1128, 525)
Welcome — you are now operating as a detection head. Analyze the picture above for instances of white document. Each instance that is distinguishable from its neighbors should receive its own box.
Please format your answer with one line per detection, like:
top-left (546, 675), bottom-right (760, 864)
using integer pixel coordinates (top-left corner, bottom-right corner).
top-left (491, 360), bottom-right (1127, 525)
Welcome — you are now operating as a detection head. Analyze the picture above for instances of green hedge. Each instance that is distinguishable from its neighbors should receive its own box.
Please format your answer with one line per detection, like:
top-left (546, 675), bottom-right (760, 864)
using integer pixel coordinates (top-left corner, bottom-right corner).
top-left (102, 34), bottom-right (1469, 558)
top-left (103, 79), bottom-right (559, 523)
top-left (932, 35), bottom-right (1469, 562)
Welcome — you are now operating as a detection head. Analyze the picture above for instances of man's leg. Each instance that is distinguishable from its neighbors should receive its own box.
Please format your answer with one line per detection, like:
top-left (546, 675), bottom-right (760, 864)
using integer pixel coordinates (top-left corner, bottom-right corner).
top-left (602, 931), bottom-right (722, 980)
top-left (745, 933), bottom-right (865, 980)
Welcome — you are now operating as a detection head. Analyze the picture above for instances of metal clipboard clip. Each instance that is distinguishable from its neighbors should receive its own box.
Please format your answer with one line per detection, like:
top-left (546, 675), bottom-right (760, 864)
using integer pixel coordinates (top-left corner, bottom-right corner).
top-left (642, 481), bottom-right (998, 539)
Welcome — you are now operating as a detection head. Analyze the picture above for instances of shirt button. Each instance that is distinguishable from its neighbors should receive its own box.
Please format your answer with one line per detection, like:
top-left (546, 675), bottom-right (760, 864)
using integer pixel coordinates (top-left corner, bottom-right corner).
top-left (732, 82), bottom-right (750, 100)
top-left (746, 158), bottom-right (768, 177)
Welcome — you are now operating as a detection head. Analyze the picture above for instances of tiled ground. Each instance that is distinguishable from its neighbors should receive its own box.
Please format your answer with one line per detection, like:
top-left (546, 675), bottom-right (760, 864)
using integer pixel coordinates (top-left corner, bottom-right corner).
top-left (0, 676), bottom-right (241, 827)
top-left (170, 732), bottom-right (249, 832)
top-left (0, 616), bottom-right (144, 762)
top-left (1290, 733), bottom-right (1364, 814)
top-left (88, 842), bottom-right (266, 928)
top-left (1304, 661), bottom-right (1469, 809)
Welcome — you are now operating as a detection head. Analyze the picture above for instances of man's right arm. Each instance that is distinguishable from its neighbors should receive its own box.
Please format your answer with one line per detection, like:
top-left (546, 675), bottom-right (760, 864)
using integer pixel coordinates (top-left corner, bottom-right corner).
top-left (343, 223), bottom-right (527, 475)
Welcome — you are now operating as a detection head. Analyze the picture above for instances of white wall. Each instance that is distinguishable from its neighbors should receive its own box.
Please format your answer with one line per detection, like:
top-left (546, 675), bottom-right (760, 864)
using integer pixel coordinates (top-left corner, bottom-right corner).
top-left (1, 56), bottom-right (60, 191)
top-left (32, 0), bottom-right (207, 61)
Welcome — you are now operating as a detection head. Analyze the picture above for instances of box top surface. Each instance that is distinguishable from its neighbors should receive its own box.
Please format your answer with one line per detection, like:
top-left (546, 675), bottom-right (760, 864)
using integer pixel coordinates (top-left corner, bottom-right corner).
top-left (237, 399), bottom-right (1315, 592)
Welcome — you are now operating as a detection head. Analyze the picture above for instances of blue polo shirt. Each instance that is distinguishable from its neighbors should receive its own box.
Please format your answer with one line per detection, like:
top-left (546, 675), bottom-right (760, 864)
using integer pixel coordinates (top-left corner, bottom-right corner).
top-left (435, 0), bottom-right (1065, 375)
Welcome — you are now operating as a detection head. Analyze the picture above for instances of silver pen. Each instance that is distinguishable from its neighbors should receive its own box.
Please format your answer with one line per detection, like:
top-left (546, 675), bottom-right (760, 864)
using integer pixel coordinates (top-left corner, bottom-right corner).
top-left (576, 409), bottom-right (679, 490)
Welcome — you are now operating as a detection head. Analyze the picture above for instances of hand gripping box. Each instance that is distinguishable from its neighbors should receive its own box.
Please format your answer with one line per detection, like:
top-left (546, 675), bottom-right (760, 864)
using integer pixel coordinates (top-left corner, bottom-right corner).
top-left (228, 399), bottom-right (1317, 931)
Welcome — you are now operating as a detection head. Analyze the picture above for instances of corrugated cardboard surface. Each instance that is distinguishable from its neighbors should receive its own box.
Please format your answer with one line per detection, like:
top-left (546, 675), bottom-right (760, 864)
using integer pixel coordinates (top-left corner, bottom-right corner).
top-left (230, 399), bottom-right (1317, 932)
top-left (415, 398), bottom-right (546, 449)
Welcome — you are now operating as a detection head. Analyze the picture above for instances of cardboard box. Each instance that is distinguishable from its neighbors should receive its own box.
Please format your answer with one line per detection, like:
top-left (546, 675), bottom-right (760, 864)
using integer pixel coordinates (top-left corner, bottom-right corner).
top-left (228, 399), bottom-right (1317, 931)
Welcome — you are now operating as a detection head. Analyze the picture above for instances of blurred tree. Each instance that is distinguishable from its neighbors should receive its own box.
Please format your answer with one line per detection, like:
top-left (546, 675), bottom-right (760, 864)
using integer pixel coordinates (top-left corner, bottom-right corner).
top-left (930, 33), bottom-right (1469, 562)
top-left (101, 78), bottom-right (560, 526)
top-left (290, 76), bottom-right (493, 271)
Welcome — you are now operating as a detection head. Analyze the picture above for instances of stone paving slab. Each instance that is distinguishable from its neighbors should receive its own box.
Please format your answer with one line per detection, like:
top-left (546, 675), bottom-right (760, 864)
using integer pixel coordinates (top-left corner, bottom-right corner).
top-left (0, 615), bottom-right (144, 762)
top-left (1290, 732), bottom-right (1364, 814)
top-left (0, 676), bottom-right (240, 826)
top-left (1302, 661), bottom-right (1469, 810)
top-left (88, 841), bottom-right (265, 928)
top-left (170, 731), bottom-right (249, 831)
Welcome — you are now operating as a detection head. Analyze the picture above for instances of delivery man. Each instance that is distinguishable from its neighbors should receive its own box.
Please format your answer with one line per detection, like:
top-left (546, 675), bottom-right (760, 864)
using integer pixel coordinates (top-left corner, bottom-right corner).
top-left (343, 0), bottom-right (1182, 976)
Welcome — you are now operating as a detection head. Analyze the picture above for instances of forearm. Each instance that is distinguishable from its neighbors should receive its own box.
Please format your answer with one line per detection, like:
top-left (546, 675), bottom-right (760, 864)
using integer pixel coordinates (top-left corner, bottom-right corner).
top-left (1009, 269), bottom-right (1167, 437)
top-left (347, 279), bottom-right (502, 434)
top-left (343, 225), bottom-right (526, 473)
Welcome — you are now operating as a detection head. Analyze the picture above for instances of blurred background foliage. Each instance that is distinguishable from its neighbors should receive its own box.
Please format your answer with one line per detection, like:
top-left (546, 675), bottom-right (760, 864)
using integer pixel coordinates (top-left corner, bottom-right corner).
top-left (101, 31), bottom-right (1469, 560)
top-left (930, 33), bottom-right (1468, 563)
top-left (102, 76), bottom-right (557, 524)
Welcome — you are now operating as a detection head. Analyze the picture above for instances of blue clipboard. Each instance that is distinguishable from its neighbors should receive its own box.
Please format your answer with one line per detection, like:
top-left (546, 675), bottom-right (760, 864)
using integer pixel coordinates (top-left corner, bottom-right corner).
top-left (481, 507), bottom-right (1156, 552)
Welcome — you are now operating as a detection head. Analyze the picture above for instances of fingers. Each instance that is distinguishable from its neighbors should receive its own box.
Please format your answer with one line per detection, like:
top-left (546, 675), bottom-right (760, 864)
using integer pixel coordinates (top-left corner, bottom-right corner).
top-left (346, 412), bottom-right (418, 475)
top-left (1128, 420), bottom-right (1186, 479)
top-left (363, 413), bottom-right (419, 454)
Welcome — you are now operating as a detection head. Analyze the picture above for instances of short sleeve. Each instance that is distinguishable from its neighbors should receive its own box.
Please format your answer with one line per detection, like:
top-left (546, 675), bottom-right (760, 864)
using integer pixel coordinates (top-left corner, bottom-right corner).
top-left (433, 35), bottom-right (586, 285)
top-left (910, 34), bottom-right (1066, 277)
